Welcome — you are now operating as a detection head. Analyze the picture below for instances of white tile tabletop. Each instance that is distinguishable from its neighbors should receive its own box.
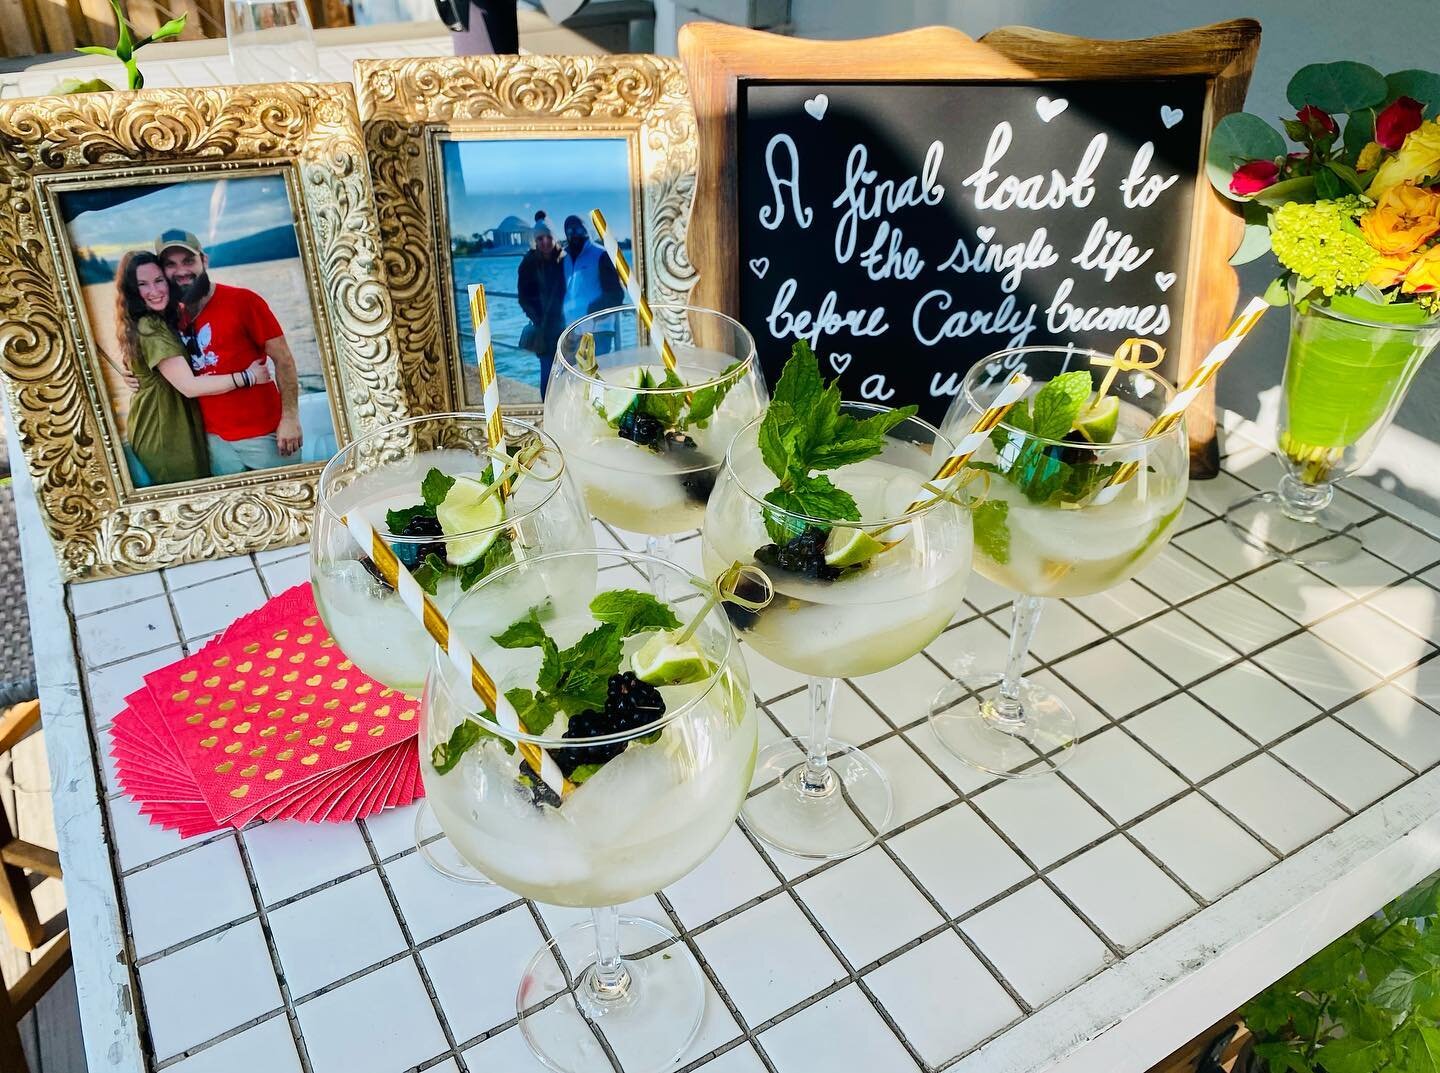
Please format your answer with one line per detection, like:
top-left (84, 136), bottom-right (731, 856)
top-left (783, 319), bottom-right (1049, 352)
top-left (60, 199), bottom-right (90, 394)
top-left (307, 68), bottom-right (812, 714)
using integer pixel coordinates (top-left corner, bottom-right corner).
top-left (24, 429), bottom-right (1440, 1073)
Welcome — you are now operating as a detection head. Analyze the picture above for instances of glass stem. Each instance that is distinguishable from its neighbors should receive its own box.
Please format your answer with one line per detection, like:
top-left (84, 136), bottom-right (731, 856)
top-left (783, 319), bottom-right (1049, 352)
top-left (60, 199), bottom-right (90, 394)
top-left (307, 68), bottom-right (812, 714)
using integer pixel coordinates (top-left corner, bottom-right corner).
top-left (992, 596), bottom-right (1044, 728)
top-left (588, 904), bottom-right (631, 1001)
top-left (1278, 473), bottom-right (1335, 521)
top-left (645, 534), bottom-right (675, 601)
top-left (801, 676), bottom-right (837, 795)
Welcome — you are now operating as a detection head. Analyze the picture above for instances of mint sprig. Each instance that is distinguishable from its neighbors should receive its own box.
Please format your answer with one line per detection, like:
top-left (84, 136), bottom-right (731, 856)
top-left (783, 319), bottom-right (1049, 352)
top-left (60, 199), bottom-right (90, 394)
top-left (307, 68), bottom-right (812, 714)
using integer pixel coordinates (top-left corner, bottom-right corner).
top-left (757, 341), bottom-right (916, 542)
top-left (984, 372), bottom-right (1121, 507)
top-left (590, 589), bottom-right (682, 636)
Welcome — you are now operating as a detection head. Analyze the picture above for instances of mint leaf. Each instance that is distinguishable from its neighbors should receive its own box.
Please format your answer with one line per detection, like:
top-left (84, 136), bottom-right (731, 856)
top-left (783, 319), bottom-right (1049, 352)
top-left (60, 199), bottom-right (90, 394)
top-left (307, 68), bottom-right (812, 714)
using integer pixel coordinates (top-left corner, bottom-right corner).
top-left (972, 500), bottom-right (1010, 564)
top-left (762, 477), bottom-right (860, 543)
top-left (493, 610), bottom-right (548, 650)
top-left (431, 718), bottom-right (514, 774)
top-left (505, 687), bottom-right (561, 735)
top-left (683, 361), bottom-right (744, 428)
top-left (569, 762), bottom-right (603, 784)
top-left (385, 504), bottom-right (434, 532)
top-left (421, 467), bottom-right (456, 507)
top-left (637, 366), bottom-right (685, 430)
top-left (589, 589), bottom-right (682, 637)
top-left (1029, 371), bottom-right (1092, 440)
top-left (413, 552), bottom-right (447, 596)
top-left (459, 533), bottom-right (514, 591)
top-left (1317, 1037), bottom-right (1391, 1073)
top-left (758, 400), bottom-right (797, 478)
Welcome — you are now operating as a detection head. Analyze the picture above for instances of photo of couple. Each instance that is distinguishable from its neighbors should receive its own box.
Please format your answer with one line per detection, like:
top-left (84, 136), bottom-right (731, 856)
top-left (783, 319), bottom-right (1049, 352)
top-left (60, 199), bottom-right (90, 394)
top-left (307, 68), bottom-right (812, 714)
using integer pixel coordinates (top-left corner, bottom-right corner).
top-left (441, 136), bottom-right (636, 406)
top-left (62, 175), bottom-right (337, 490)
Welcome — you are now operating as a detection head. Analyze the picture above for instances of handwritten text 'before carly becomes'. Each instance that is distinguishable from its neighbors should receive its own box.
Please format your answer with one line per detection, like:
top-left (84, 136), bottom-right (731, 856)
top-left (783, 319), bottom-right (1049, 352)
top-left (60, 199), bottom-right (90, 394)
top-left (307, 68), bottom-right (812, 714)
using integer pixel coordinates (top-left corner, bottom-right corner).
top-left (756, 111), bottom-right (1184, 400)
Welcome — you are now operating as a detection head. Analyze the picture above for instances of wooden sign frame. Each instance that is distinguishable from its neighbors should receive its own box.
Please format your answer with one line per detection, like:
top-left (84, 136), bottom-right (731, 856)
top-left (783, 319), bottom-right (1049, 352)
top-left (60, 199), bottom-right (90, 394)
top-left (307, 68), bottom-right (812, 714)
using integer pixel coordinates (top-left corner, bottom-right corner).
top-left (679, 19), bottom-right (1261, 474)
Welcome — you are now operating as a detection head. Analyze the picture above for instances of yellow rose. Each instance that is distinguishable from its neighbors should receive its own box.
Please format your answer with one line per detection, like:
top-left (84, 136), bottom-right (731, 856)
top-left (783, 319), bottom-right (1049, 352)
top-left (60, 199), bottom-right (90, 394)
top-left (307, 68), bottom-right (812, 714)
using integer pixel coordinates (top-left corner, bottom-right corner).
top-left (1368, 251), bottom-right (1420, 289)
top-left (1370, 119), bottom-right (1440, 195)
top-left (1402, 245), bottom-right (1440, 294)
top-left (1360, 182), bottom-right (1440, 255)
top-left (1356, 140), bottom-right (1385, 172)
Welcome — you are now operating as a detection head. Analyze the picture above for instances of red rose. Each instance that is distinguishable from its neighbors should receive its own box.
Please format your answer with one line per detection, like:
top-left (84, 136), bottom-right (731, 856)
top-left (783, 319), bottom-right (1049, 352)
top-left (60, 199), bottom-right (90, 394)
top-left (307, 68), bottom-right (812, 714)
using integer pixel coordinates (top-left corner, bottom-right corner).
top-left (1230, 159), bottom-right (1280, 195)
top-left (1375, 95), bottom-right (1425, 151)
top-left (1297, 104), bottom-right (1339, 137)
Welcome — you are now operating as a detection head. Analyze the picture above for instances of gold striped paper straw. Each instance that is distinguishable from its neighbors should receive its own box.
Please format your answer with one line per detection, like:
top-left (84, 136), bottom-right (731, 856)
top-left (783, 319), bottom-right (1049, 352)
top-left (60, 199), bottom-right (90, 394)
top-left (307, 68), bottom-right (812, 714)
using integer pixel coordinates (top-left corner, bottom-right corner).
top-left (876, 372), bottom-right (1031, 548)
top-left (344, 513), bottom-right (571, 798)
top-left (467, 284), bottom-right (510, 494)
top-left (1091, 297), bottom-right (1270, 505)
top-left (589, 208), bottom-right (678, 373)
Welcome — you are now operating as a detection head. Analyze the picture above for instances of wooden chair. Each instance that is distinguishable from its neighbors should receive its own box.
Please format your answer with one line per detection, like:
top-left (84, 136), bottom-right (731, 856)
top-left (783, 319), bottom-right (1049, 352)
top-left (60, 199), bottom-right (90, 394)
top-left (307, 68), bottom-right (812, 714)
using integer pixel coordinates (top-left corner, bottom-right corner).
top-left (0, 700), bottom-right (72, 1073)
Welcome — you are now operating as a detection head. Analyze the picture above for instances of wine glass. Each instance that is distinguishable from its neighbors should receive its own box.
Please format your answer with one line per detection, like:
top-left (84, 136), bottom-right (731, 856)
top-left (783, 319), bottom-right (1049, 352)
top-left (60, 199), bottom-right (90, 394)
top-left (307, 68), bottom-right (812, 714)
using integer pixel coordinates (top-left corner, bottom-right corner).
top-left (224, 0), bottom-right (321, 83)
top-left (421, 549), bottom-right (756, 1073)
top-left (311, 413), bottom-right (591, 882)
top-left (546, 305), bottom-right (767, 577)
top-left (929, 347), bottom-right (1188, 778)
top-left (702, 404), bottom-right (972, 860)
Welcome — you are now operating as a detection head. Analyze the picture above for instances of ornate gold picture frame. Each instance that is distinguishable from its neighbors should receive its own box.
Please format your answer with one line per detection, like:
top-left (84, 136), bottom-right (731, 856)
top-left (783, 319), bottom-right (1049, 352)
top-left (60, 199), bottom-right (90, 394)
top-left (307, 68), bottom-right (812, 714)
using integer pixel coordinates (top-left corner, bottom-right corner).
top-left (0, 84), bottom-right (407, 580)
top-left (356, 54), bottom-right (698, 418)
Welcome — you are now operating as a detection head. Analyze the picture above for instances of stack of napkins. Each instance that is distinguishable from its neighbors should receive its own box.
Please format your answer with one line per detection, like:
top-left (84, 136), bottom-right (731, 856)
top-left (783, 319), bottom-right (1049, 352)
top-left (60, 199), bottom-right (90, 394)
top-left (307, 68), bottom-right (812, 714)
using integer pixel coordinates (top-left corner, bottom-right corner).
top-left (110, 584), bottom-right (422, 835)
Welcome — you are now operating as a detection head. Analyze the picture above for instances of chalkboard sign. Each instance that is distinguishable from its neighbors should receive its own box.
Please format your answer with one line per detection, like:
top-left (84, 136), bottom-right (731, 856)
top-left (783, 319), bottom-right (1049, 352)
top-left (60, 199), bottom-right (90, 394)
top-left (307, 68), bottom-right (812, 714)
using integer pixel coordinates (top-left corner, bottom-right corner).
top-left (680, 20), bottom-right (1261, 470)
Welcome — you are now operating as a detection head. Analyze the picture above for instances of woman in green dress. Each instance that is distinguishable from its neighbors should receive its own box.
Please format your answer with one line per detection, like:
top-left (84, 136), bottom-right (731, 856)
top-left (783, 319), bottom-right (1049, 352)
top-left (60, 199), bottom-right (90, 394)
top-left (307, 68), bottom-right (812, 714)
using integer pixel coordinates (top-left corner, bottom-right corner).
top-left (113, 250), bottom-right (271, 486)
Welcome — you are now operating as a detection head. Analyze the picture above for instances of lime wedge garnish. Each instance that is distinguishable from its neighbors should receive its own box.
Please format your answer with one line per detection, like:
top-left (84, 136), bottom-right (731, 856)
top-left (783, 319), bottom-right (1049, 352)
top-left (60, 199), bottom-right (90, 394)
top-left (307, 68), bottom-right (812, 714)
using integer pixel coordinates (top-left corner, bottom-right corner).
top-left (435, 475), bottom-right (505, 566)
top-left (823, 526), bottom-right (886, 568)
top-left (601, 367), bottom-right (649, 422)
top-left (1075, 395), bottom-right (1119, 443)
top-left (632, 631), bottom-right (713, 685)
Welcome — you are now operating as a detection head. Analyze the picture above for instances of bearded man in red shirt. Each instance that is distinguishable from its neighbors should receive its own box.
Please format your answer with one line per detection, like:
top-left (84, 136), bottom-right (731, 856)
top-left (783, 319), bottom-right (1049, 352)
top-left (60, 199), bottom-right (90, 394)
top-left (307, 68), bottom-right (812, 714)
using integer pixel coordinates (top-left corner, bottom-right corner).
top-left (155, 230), bottom-right (303, 473)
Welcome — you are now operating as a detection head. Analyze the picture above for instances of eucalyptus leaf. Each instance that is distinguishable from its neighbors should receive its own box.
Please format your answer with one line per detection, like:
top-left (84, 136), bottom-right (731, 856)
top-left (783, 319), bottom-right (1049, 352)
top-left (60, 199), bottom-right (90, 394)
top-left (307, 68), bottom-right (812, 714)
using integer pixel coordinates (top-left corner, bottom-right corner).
top-left (1386, 70), bottom-right (1440, 116)
top-left (1286, 61), bottom-right (1388, 114)
top-left (1230, 202), bottom-right (1273, 265)
top-left (1207, 112), bottom-right (1285, 200)
top-left (1342, 109), bottom-right (1376, 162)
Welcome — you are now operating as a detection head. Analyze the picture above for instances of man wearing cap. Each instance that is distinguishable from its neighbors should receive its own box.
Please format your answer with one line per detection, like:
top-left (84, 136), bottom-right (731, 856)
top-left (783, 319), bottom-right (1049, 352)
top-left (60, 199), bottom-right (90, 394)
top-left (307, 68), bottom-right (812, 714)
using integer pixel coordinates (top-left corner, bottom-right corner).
top-left (516, 212), bottom-right (565, 391)
top-left (560, 215), bottom-right (624, 355)
top-left (155, 229), bottom-right (302, 474)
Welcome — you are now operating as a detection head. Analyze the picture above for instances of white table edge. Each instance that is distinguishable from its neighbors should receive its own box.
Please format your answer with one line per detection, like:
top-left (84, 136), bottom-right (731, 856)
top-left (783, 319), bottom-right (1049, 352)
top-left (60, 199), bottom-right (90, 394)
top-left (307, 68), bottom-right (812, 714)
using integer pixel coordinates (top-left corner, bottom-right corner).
top-left (7, 401), bottom-right (146, 1073)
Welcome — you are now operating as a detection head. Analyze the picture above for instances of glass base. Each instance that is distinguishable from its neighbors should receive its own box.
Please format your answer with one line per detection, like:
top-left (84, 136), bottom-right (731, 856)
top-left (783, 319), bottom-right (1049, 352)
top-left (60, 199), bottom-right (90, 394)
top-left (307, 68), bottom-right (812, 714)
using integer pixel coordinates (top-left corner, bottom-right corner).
top-left (928, 673), bottom-right (1076, 779)
top-left (740, 737), bottom-right (892, 860)
top-left (1225, 490), bottom-right (1362, 566)
top-left (414, 801), bottom-right (493, 885)
top-left (516, 917), bottom-right (703, 1073)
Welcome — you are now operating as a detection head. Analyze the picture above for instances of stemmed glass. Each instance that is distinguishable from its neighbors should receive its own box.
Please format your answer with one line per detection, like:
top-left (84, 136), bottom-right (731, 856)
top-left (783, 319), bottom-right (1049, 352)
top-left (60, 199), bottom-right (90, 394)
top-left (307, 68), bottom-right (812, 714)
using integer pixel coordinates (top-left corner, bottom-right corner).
top-left (546, 305), bottom-right (767, 579)
top-left (421, 549), bottom-right (756, 1073)
top-left (310, 413), bottom-right (591, 881)
top-left (928, 347), bottom-right (1188, 778)
top-left (703, 404), bottom-right (972, 860)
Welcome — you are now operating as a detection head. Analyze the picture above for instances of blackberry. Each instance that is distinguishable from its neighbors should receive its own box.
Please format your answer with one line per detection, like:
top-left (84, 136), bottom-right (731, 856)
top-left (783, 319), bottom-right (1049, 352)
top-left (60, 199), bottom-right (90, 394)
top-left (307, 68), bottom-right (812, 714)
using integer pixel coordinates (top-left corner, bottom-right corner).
top-left (754, 526), bottom-right (842, 581)
top-left (724, 602), bottom-right (758, 631)
top-left (548, 673), bottom-right (668, 778)
top-left (519, 759), bottom-right (562, 808)
top-left (1057, 430), bottom-right (1097, 467)
top-left (394, 513), bottom-right (445, 569)
top-left (606, 671), bottom-right (665, 732)
top-left (551, 708), bottom-right (628, 776)
top-left (722, 569), bottom-right (771, 631)
top-left (618, 409), bottom-right (665, 449)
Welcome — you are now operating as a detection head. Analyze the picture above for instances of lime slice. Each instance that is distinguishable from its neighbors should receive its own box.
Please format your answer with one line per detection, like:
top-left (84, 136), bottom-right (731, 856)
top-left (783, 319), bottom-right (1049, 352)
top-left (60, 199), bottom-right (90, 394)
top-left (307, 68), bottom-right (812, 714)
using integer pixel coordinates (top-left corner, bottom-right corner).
top-left (632, 631), bottom-right (713, 685)
top-left (435, 475), bottom-right (505, 566)
top-left (1075, 395), bottom-right (1119, 443)
top-left (600, 366), bottom-right (649, 422)
top-left (823, 526), bottom-right (886, 568)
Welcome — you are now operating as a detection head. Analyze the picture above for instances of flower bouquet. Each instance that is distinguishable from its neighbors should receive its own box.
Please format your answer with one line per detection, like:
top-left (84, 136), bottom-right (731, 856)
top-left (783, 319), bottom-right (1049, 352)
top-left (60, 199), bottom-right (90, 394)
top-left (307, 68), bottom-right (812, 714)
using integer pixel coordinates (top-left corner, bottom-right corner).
top-left (1208, 62), bottom-right (1440, 563)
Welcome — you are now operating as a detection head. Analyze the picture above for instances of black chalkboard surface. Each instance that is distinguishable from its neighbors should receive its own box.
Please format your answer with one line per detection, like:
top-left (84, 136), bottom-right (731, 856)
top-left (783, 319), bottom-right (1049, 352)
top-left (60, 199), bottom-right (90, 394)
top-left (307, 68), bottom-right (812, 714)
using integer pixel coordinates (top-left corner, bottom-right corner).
top-left (736, 78), bottom-right (1208, 423)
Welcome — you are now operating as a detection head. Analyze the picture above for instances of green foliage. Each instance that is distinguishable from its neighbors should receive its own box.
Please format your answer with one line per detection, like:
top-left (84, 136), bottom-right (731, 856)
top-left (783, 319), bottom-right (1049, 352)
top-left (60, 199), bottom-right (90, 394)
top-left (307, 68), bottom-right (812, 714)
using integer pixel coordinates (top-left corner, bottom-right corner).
top-left (979, 373), bottom-right (1119, 507)
top-left (1207, 113), bottom-right (1287, 201)
top-left (71, 0), bottom-right (185, 91)
top-left (1286, 62), bottom-right (1388, 114)
top-left (430, 718), bottom-right (513, 774)
top-left (1241, 872), bottom-right (1440, 1073)
top-left (1386, 71), bottom-right (1440, 119)
top-left (756, 340), bottom-right (915, 543)
top-left (588, 589), bottom-right (681, 637)
top-left (970, 499), bottom-right (1010, 564)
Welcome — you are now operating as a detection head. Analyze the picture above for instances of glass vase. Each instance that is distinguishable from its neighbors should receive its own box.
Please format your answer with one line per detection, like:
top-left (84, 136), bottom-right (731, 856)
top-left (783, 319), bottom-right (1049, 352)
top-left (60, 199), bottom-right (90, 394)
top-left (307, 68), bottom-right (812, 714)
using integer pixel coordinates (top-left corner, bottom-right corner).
top-left (1226, 293), bottom-right (1440, 565)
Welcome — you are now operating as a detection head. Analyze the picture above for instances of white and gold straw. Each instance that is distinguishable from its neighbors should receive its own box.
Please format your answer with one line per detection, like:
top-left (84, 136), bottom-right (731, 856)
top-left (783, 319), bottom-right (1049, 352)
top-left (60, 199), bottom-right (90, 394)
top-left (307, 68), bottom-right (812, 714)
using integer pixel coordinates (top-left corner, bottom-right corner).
top-left (1091, 296), bottom-right (1270, 505)
top-left (344, 514), bottom-right (571, 797)
top-left (589, 208), bottom-right (678, 373)
top-left (467, 284), bottom-right (509, 492)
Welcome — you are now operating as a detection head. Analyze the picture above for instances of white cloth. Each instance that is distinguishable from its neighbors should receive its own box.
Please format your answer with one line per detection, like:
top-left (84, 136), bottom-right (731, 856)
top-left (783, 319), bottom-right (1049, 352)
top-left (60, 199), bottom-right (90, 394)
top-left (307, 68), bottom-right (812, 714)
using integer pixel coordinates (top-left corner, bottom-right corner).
top-left (562, 241), bottom-right (617, 335)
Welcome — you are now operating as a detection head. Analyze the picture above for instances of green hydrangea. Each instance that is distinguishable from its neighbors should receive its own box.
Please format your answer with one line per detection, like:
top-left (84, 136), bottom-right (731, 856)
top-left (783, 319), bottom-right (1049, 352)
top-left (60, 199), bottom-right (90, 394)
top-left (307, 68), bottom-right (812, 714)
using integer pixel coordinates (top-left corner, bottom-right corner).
top-left (1269, 197), bottom-right (1377, 296)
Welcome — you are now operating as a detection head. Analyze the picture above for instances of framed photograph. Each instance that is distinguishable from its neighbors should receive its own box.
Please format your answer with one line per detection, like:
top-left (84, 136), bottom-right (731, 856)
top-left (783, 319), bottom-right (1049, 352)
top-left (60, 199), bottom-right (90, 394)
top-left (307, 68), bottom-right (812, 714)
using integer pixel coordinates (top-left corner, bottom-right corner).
top-left (356, 54), bottom-right (698, 417)
top-left (0, 84), bottom-right (407, 579)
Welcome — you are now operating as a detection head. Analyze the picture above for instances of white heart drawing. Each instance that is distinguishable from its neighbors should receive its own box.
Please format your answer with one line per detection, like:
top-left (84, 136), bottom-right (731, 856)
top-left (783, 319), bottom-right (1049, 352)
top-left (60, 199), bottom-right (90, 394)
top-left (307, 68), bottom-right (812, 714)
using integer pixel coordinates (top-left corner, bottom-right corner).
top-left (748, 257), bottom-right (770, 280)
top-left (1134, 376), bottom-right (1156, 398)
top-left (1154, 271), bottom-right (1177, 292)
top-left (804, 94), bottom-right (829, 121)
top-left (975, 226), bottom-right (997, 244)
top-left (829, 352), bottom-right (852, 375)
top-left (1160, 105), bottom-right (1184, 129)
top-left (985, 361), bottom-right (1004, 377)
top-left (1036, 96), bottom-right (1069, 123)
